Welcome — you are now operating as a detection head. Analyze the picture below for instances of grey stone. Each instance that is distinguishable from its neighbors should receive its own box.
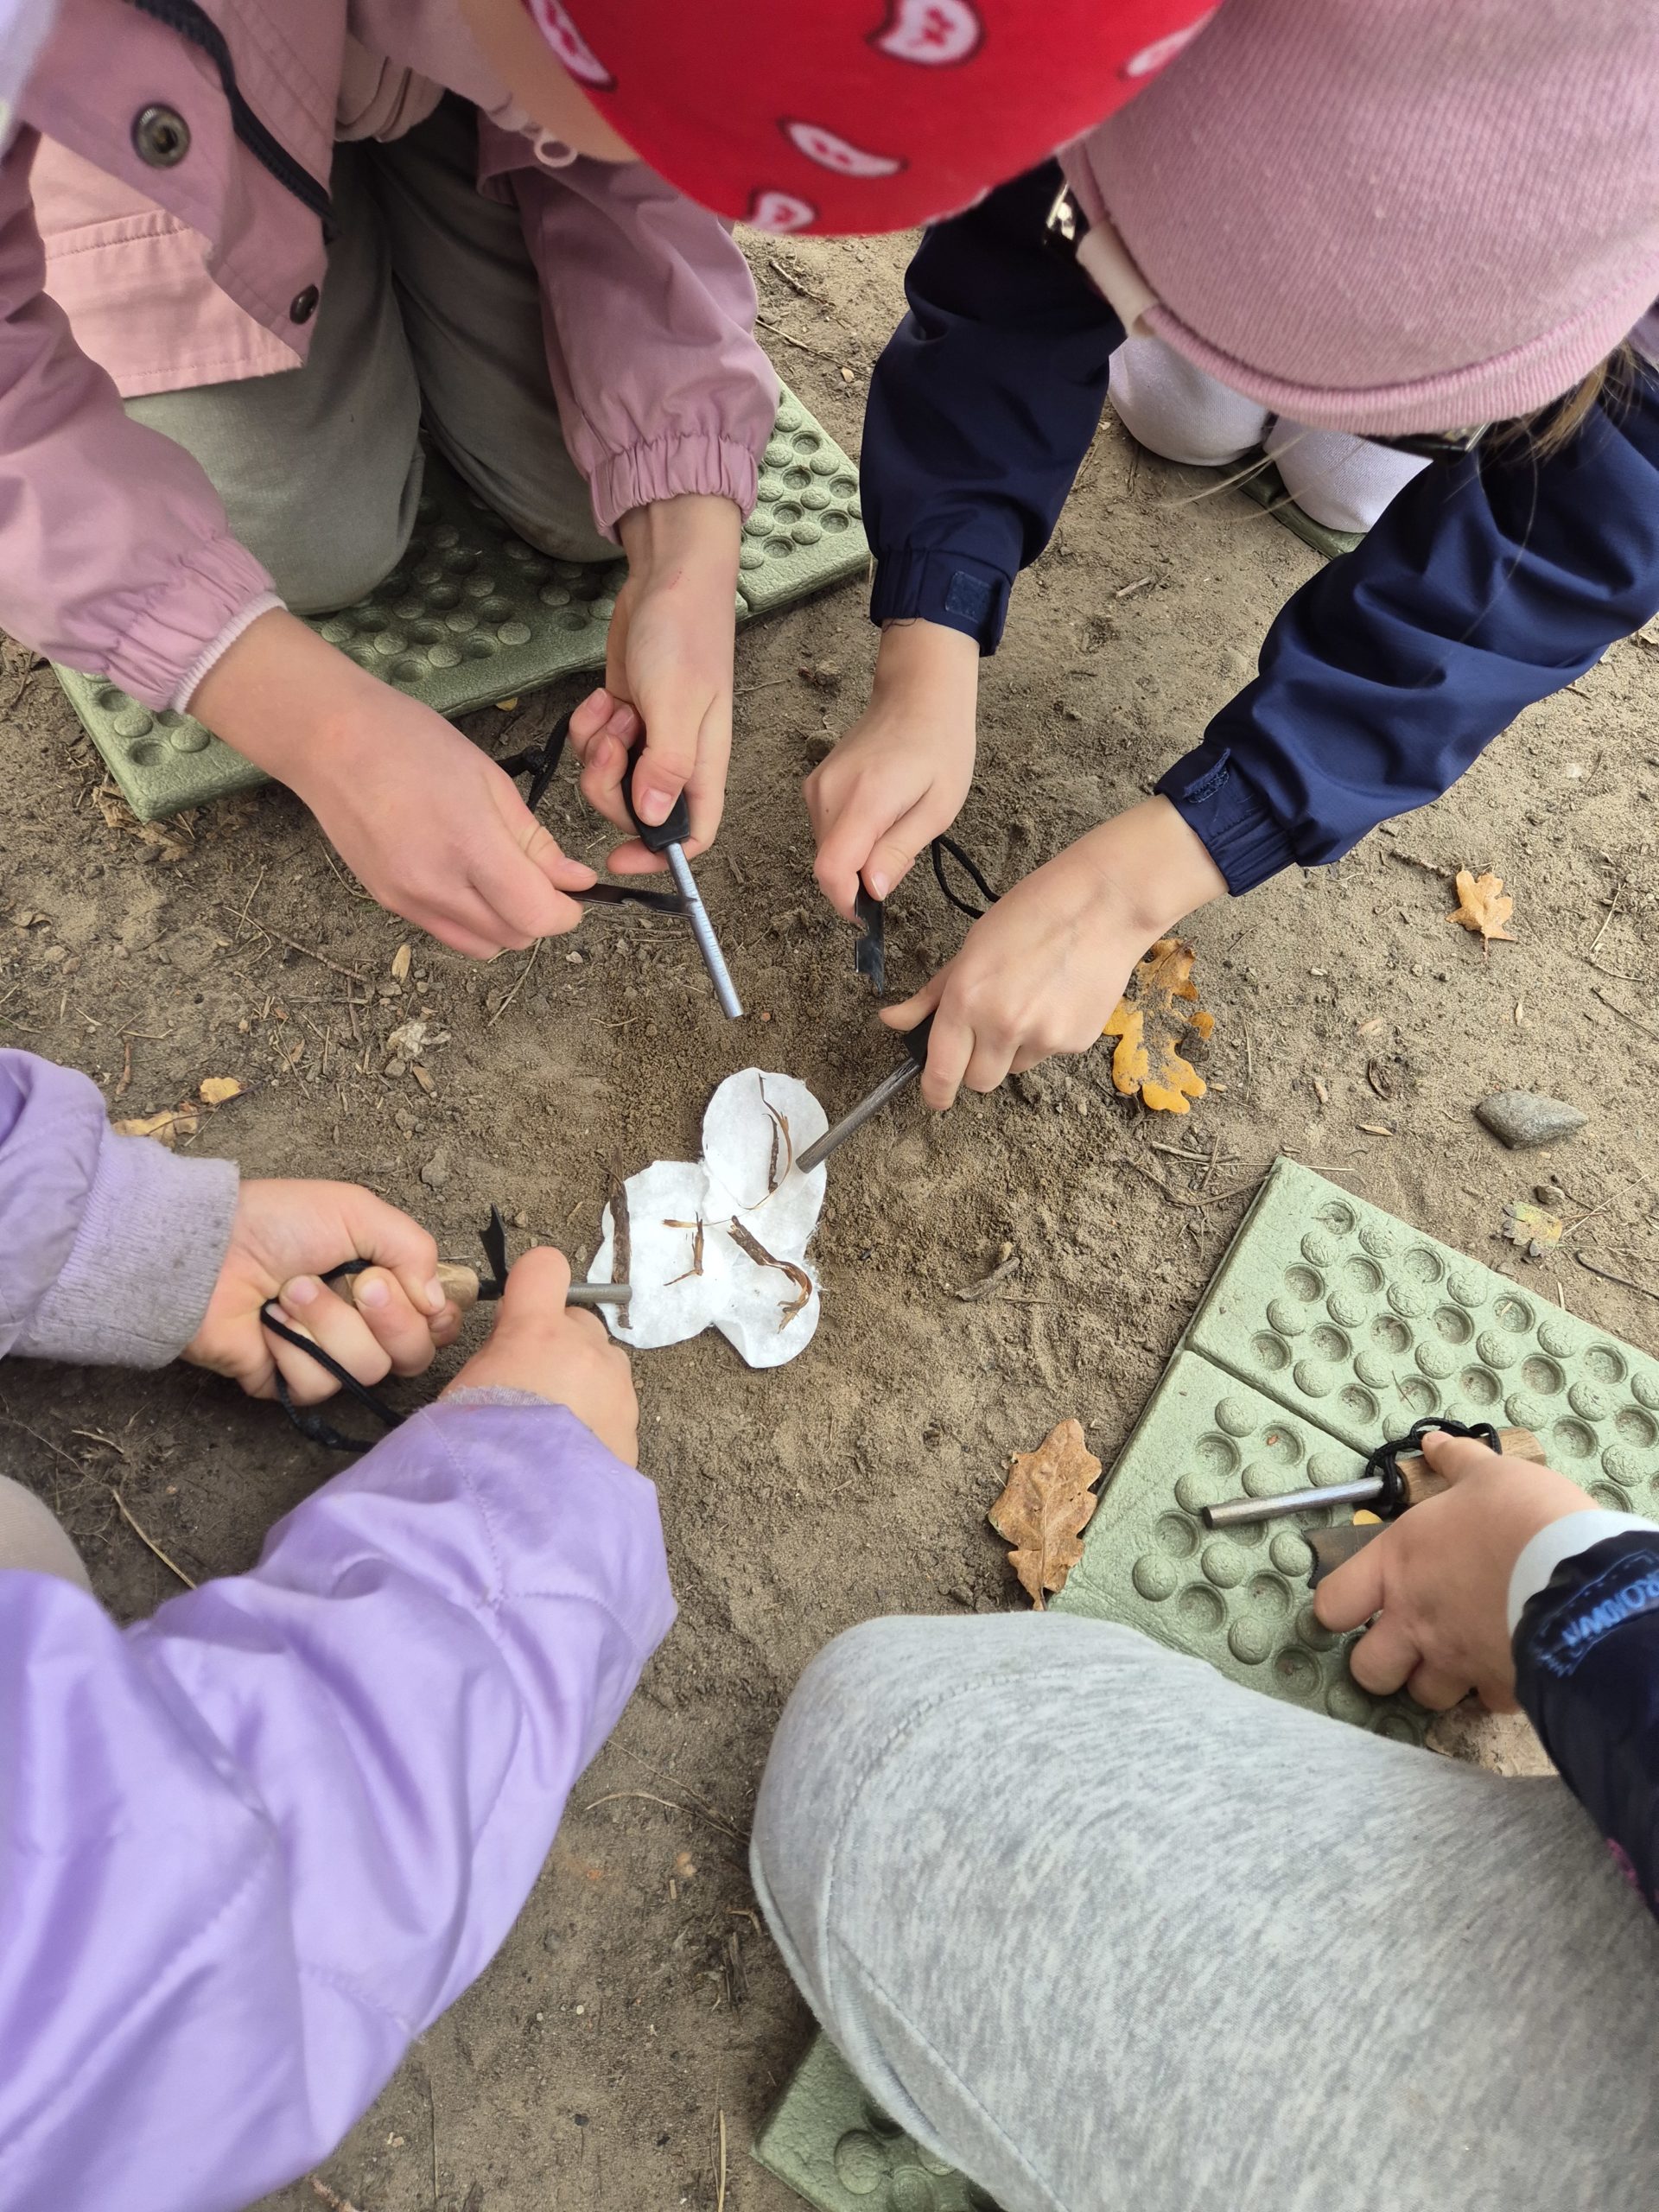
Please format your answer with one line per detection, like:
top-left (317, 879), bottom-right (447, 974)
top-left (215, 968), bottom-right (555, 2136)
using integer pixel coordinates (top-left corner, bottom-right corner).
top-left (419, 1153), bottom-right (449, 1189)
top-left (1475, 1091), bottom-right (1588, 1149)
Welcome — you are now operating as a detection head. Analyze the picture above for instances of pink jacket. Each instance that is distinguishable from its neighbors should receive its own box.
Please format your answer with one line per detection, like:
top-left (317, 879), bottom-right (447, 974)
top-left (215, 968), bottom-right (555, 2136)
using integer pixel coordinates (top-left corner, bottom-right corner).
top-left (6, 0), bottom-right (778, 709)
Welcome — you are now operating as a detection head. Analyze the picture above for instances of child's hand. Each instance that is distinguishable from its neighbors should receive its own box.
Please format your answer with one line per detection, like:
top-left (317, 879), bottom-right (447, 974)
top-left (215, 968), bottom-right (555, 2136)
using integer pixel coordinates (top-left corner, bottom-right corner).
top-left (1315, 1431), bottom-right (1597, 1710)
top-left (883, 798), bottom-right (1228, 1109)
top-left (806, 620), bottom-right (980, 922)
top-left (192, 612), bottom-right (597, 957)
top-left (568, 493), bottom-right (741, 871)
top-left (184, 1180), bottom-right (461, 1403)
top-left (442, 1248), bottom-right (639, 1465)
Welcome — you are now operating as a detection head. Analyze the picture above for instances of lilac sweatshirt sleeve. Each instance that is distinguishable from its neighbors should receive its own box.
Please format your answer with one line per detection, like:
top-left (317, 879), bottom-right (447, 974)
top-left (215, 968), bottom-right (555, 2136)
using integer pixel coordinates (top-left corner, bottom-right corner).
top-left (0, 1398), bottom-right (675, 2212)
top-left (0, 1047), bottom-right (238, 1367)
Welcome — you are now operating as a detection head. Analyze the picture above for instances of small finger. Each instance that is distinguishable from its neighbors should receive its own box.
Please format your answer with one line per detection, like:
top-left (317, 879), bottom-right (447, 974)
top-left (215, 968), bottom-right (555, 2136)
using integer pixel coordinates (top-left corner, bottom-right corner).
top-left (1313, 1533), bottom-right (1388, 1630)
top-left (919, 1008), bottom-right (974, 1112)
top-left (1406, 1659), bottom-right (1475, 1713)
top-left (1346, 1609), bottom-right (1423, 1700)
top-left (349, 1266), bottom-right (442, 1378)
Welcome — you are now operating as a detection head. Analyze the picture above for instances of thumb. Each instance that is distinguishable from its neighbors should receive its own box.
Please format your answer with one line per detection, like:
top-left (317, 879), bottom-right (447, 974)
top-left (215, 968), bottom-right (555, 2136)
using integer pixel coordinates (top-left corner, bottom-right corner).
top-left (1418, 1429), bottom-right (1502, 1485)
top-left (1312, 1530), bottom-right (1387, 1631)
top-left (627, 708), bottom-right (697, 831)
top-left (493, 1245), bottom-right (574, 1333)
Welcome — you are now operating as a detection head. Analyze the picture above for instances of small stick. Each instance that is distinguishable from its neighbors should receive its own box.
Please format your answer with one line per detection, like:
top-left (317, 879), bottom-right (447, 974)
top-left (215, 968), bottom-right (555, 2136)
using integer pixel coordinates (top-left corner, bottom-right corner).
top-left (767, 255), bottom-right (828, 302)
top-left (955, 1255), bottom-right (1020, 1302)
top-left (579, 1789), bottom-right (746, 1843)
top-left (111, 1487), bottom-right (196, 1589)
top-left (239, 911), bottom-right (366, 984)
top-left (308, 2182), bottom-right (363, 2212)
top-left (1575, 1252), bottom-right (1659, 1305)
top-left (1113, 574), bottom-right (1154, 600)
top-left (1592, 985), bottom-right (1659, 1041)
top-left (755, 315), bottom-right (837, 363)
top-left (715, 2110), bottom-right (728, 2212)
top-left (488, 938), bottom-right (541, 1027)
top-left (1585, 879), bottom-right (1623, 957)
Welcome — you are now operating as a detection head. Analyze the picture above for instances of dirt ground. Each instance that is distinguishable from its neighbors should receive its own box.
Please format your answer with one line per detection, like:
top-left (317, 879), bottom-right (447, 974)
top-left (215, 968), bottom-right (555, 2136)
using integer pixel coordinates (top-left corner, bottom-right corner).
top-left (4, 228), bottom-right (1659, 2212)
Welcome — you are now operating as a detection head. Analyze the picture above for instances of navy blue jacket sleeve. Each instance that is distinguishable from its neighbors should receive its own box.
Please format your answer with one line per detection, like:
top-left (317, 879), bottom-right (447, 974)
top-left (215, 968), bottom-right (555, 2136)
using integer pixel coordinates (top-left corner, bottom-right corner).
top-left (1514, 1530), bottom-right (1659, 1916)
top-left (861, 161), bottom-right (1123, 653)
top-left (1159, 350), bottom-right (1659, 891)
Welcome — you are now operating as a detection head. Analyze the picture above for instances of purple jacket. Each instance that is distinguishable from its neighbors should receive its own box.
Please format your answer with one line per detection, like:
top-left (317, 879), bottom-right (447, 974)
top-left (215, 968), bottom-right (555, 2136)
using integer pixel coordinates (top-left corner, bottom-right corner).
top-left (0, 1051), bottom-right (676, 2210)
top-left (6, 0), bottom-right (776, 710)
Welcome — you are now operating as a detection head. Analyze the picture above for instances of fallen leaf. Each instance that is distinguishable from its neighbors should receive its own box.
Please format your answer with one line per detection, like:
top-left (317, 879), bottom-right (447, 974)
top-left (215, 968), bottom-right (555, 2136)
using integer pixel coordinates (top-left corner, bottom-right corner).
top-left (1503, 1198), bottom-right (1563, 1260)
top-left (197, 1076), bottom-right (242, 1105)
top-left (410, 1063), bottom-right (435, 1096)
top-left (390, 942), bottom-right (411, 982)
top-left (1311, 1076), bottom-right (1330, 1107)
top-left (1446, 868), bottom-right (1516, 945)
top-left (1357, 1016), bottom-right (1386, 1036)
top-left (673, 1850), bottom-right (698, 1883)
top-left (1102, 938), bottom-right (1215, 1115)
top-left (1357, 1122), bottom-right (1395, 1136)
top-left (988, 1418), bottom-right (1103, 1610)
top-left (112, 1108), bottom-right (200, 1146)
top-left (1365, 1060), bottom-right (1394, 1101)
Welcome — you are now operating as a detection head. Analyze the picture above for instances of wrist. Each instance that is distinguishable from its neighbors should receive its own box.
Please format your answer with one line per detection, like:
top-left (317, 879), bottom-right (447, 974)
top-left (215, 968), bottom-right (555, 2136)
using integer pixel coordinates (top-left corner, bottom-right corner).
top-left (190, 608), bottom-right (374, 786)
top-left (1069, 798), bottom-right (1229, 940)
top-left (872, 619), bottom-right (979, 709)
top-left (618, 493), bottom-right (741, 573)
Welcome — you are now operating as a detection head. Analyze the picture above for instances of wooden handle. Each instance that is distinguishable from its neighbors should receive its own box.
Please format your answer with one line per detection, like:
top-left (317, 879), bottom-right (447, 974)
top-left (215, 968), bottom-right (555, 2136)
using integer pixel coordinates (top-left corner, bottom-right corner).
top-left (1396, 1425), bottom-right (1543, 1507)
top-left (334, 1261), bottom-right (481, 1313)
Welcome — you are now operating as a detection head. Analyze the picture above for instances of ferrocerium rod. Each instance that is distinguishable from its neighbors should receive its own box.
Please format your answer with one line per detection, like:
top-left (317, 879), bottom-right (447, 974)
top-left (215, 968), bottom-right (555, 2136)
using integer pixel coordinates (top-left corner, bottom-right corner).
top-left (1202, 1477), bottom-right (1388, 1530)
top-left (664, 845), bottom-right (743, 1020)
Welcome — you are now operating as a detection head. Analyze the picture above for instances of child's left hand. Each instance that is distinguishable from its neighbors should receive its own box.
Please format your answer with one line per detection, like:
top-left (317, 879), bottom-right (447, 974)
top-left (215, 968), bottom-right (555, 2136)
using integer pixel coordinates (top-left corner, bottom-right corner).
top-left (568, 493), bottom-right (741, 872)
top-left (881, 798), bottom-right (1229, 1109)
top-left (183, 1180), bottom-right (463, 1403)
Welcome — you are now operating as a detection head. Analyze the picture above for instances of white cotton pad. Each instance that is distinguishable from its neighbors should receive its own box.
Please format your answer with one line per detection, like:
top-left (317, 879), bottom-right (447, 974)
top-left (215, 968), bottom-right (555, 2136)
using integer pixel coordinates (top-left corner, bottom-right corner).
top-left (588, 1070), bottom-right (830, 1370)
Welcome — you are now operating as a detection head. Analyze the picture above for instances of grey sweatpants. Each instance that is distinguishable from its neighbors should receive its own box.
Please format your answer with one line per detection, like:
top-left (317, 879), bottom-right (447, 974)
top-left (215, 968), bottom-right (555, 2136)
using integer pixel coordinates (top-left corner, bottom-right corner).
top-left (126, 96), bottom-right (611, 613)
top-left (0, 1473), bottom-right (89, 1587)
top-left (753, 1615), bottom-right (1659, 2211)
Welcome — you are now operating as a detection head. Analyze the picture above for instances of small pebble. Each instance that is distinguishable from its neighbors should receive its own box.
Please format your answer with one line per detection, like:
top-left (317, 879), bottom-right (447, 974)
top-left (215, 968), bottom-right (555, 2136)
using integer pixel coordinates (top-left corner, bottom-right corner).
top-left (384, 1056), bottom-right (406, 1080)
top-left (420, 1153), bottom-right (449, 1189)
top-left (1475, 1091), bottom-right (1588, 1149)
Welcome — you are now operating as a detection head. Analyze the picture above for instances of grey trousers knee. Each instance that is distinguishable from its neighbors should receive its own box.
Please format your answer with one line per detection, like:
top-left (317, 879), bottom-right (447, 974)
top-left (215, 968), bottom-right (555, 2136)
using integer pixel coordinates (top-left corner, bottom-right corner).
top-left (0, 1474), bottom-right (90, 1588)
top-left (126, 98), bottom-right (612, 614)
top-left (753, 1613), bottom-right (1659, 2212)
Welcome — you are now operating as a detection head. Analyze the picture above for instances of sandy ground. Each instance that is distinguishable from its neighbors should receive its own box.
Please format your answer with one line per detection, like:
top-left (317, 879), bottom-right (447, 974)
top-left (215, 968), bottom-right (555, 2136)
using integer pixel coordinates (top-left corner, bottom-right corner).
top-left (3, 228), bottom-right (1658, 2212)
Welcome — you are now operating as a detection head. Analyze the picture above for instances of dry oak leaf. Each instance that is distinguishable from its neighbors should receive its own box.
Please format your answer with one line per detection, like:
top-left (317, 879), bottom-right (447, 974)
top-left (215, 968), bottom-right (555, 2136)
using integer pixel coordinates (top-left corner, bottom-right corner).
top-left (1446, 868), bottom-right (1516, 945)
top-left (1102, 938), bottom-right (1216, 1114)
top-left (197, 1076), bottom-right (243, 1106)
top-left (988, 1418), bottom-right (1103, 1610)
top-left (112, 1107), bottom-right (200, 1146)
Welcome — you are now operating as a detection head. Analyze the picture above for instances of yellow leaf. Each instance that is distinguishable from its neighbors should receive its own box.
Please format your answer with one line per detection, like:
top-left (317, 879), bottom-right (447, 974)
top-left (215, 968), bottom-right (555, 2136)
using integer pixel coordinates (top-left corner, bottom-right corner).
top-left (988, 1419), bottom-right (1103, 1609)
top-left (1102, 938), bottom-right (1214, 1115)
top-left (390, 942), bottom-right (412, 982)
top-left (1446, 868), bottom-right (1516, 944)
top-left (198, 1076), bottom-right (242, 1105)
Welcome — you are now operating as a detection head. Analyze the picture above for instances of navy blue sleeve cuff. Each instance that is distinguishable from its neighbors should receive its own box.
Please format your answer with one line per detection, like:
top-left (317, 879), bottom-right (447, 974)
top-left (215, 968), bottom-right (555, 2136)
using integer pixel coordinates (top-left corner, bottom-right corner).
top-left (868, 548), bottom-right (1014, 656)
top-left (1155, 741), bottom-right (1299, 896)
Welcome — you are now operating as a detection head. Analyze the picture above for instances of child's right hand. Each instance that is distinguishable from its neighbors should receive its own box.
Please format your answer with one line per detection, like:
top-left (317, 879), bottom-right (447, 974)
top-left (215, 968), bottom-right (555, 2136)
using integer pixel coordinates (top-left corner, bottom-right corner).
top-left (442, 1248), bottom-right (639, 1466)
top-left (806, 620), bottom-right (980, 922)
top-left (192, 610), bottom-right (597, 957)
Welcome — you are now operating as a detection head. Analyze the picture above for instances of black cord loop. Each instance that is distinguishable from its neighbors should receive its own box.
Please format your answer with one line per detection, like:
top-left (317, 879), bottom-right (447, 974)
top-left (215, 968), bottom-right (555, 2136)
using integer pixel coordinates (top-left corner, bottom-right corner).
top-left (1362, 1415), bottom-right (1500, 1517)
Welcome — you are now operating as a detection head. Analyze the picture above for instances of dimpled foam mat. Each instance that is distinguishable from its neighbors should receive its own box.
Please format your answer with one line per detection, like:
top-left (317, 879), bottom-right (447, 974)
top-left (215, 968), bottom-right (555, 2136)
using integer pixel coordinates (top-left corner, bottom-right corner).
top-left (55, 385), bottom-right (867, 821)
top-left (1185, 1159), bottom-right (1659, 1507)
top-left (753, 2034), bottom-right (999, 2212)
top-left (1236, 457), bottom-right (1363, 562)
top-left (1050, 1349), bottom-right (1431, 1742)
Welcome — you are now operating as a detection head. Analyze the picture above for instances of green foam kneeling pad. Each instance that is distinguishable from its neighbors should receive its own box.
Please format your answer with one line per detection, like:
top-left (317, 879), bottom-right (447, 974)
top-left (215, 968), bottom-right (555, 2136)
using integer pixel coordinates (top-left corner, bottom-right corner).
top-left (1052, 1348), bottom-right (1430, 1743)
top-left (1236, 457), bottom-right (1363, 561)
top-left (753, 2033), bottom-right (996, 2212)
top-left (55, 383), bottom-right (867, 822)
top-left (1185, 1159), bottom-right (1659, 1508)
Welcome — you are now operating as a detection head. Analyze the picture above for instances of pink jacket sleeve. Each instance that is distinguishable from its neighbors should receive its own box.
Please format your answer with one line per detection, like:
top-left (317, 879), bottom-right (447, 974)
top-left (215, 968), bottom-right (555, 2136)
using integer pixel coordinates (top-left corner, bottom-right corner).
top-left (488, 135), bottom-right (779, 537)
top-left (0, 1401), bottom-right (675, 2212)
top-left (0, 130), bottom-right (274, 708)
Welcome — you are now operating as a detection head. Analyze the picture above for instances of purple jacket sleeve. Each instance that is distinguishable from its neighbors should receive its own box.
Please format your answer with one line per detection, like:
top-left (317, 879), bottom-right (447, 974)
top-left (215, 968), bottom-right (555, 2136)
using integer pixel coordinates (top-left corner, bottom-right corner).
top-left (0, 1048), bottom-right (238, 1367)
top-left (0, 1399), bottom-right (674, 2212)
top-left (484, 131), bottom-right (779, 536)
top-left (0, 130), bottom-right (275, 708)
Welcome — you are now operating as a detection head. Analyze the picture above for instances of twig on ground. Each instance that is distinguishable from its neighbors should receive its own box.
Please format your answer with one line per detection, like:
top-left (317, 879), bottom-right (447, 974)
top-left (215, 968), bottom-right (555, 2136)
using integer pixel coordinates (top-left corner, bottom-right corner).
top-left (1126, 1159), bottom-right (1260, 1210)
top-left (1585, 879), bottom-right (1623, 957)
top-left (579, 1789), bottom-right (746, 1843)
top-left (755, 315), bottom-right (837, 363)
top-left (1592, 985), bottom-right (1659, 1041)
top-left (111, 1488), bottom-right (196, 1588)
top-left (715, 2109), bottom-right (728, 2212)
top-left (308, 2181), bottom-right (363, 2212)
top-left (1576, 1252), bottom-right (1659, 1305)
top-left (235, 908), bottom-right (366, 983)
top-left (426, 2070), bottom-right (440, 2211)
top-left (0, 1400), bottom-right (87, 1479)
top-left (1113, 574), bottom-right (1154, 600)
top-left (767, 256), bottom-right (829, 303)
top-left (488, 938), bottom-right (541, 1027)
top-left (955, 1255), bottom-right (1020, 1301)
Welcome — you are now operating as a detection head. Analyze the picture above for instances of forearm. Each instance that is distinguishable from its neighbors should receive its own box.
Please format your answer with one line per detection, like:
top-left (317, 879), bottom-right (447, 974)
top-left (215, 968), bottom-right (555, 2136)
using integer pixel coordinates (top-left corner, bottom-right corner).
top-left (0, 1403), bottom-right (672, 2208)
top-left (1514, 1527), bottom-right (1659, 1909)
top-left (0, 1050), bottom-right (237, 1368)
top-left (1159, 348), bottom-right (1659, 893)
top-left (0, 130), bottom-right (276, 709)
top-left (863, 161), bottom-right (1122, 654)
